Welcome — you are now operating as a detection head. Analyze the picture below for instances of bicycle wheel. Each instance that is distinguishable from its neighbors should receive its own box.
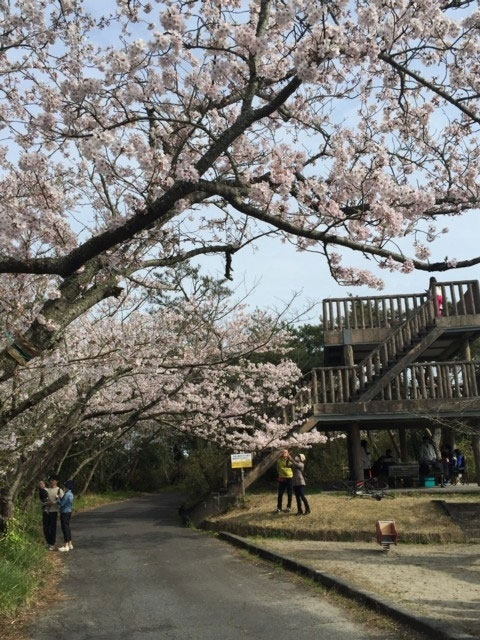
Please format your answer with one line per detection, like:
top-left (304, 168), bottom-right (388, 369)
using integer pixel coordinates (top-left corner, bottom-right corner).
top-left (379, 489), bottom-right (395, 499)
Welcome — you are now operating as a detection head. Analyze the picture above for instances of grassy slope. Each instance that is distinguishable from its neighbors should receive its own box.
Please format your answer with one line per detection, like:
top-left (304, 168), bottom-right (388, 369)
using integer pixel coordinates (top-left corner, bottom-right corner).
top-left (207, 491), bottom-right (477, 543)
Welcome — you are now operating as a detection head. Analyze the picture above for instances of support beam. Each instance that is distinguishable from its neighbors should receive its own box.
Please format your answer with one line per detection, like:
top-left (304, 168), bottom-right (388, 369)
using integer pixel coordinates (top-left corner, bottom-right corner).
top-left (462, 338), bottom-right (472, 361)
top-left (343, 344), bottom-right (354, 367)
top-left (351, 422), bottom-right (364, 483)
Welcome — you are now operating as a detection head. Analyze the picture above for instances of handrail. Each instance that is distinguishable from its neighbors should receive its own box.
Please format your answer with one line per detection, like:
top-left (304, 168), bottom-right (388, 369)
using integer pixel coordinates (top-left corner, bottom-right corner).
top-left (323, 280), bottom-right (479, 304)
top-left (322, 279), bottom-right (480, 331)
top-left (309, 359), bottom-right (479, 404)
top-left (375, 360), bottom-right (479, 402)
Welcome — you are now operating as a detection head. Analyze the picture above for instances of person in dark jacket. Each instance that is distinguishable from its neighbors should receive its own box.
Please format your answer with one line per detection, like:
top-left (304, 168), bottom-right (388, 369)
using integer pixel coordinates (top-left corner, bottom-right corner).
top-left (288, 453), bottom-right (311, 516)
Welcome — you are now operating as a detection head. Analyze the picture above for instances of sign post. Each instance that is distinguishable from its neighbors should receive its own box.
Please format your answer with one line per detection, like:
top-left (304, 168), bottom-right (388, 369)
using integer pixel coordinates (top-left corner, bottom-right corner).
top-left (230, 453), bottom-right (253, 497)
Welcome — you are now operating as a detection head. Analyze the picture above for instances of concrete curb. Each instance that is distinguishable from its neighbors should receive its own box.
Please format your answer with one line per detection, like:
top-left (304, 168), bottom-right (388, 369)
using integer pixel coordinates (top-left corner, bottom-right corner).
top-left (219, 532), bottom-right (477, 640)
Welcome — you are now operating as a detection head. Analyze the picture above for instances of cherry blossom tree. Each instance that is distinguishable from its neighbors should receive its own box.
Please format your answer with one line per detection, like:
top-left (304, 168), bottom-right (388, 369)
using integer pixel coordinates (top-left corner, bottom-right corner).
top-left (0, 270), bottom-right (323, 528)
top-left (1, 0), bottom-right (480, 382)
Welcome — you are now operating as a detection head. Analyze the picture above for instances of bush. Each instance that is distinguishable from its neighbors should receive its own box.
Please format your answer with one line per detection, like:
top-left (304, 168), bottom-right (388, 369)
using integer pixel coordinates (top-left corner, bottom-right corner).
top-left (177, 444), bottom-right (226, 500)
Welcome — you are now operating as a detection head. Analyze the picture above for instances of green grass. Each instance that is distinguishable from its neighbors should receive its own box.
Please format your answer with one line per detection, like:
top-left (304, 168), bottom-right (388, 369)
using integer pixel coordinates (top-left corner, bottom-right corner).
top-left (0, 503), bottom-right (48, 617)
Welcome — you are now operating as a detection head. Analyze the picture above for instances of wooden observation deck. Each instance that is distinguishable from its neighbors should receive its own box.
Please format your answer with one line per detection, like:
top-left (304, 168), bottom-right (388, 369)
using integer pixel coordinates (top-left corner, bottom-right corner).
top-left (242, 280), bottom-right (480, 488)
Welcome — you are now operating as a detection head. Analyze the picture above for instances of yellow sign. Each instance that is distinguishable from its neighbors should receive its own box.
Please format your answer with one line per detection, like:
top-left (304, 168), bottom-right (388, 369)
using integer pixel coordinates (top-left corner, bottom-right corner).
top-left (231, 453), bottom-right (253, 469)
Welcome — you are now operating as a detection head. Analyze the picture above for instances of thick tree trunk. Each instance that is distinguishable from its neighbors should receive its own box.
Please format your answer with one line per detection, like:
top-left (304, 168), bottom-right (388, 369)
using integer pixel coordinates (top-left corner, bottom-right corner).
top-left (0, 488), bottom-right (14, 534)
top-left (0, 265), bottom-right (122, 385)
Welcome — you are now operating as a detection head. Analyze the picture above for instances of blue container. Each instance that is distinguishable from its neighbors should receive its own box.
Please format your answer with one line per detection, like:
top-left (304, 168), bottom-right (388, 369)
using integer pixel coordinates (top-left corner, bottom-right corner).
top-left (424, 476), bottom-right (435, 487)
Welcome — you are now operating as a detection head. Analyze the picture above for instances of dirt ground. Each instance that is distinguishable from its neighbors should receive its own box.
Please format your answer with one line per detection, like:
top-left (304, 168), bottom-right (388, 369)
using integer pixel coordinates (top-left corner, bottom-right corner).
top-left (258, 539), bottom-right (480, 638)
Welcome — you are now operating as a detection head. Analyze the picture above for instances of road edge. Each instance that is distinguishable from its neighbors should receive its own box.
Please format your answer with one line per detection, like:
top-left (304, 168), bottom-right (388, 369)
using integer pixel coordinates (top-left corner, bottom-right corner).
top-left (218, 531), bottom-right (476, 640)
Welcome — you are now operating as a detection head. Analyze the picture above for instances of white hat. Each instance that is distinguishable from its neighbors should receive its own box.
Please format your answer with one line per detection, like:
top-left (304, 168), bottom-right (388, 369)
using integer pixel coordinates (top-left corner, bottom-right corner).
top-left (298, 453), bottom-right (306, 462)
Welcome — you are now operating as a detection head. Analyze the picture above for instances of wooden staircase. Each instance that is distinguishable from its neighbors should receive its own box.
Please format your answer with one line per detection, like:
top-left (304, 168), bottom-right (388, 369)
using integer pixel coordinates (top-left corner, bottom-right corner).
top-left (236, 280), bottom-right (480, 492)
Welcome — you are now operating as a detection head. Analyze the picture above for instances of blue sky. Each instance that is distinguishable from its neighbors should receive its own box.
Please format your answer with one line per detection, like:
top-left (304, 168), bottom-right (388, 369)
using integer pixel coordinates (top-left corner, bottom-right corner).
top-left (196, 208), bottom-right (480, 322)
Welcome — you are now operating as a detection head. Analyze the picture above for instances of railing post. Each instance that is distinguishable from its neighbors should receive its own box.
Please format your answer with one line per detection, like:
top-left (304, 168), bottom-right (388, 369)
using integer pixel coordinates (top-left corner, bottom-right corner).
top-left (320, 369), bottom-right (327, 403)
top-left (474, 281), bottom-right (480, 314)
top-left (440, 285), bottom-right (448, 317)
top-left (459, 284), bottom-right (467, 315)
top-left (343, 300), bottom-right (350, 329)
top-left (322, 300), bottom-right (328, 329)
top-left (312, 370), bottom-right (318, 404)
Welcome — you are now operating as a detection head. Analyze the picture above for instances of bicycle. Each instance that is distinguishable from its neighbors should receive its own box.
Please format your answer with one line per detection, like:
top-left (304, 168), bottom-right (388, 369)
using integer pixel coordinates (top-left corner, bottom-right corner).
top-left (341, 477), bottom-right (395, 501)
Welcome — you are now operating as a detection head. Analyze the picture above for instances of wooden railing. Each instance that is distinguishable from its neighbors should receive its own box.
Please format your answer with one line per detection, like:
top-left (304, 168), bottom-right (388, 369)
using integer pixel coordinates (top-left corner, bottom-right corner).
top-left (322, 280), bottom-right (480, 331)
top-left (434, 280), bottom-right (480, 317)
top-left (373, 361), bottom-right (479, 402)
top-left (307, 360), bottom-right (479, 405)
top-left (322, 292), bottom-right (427, 331)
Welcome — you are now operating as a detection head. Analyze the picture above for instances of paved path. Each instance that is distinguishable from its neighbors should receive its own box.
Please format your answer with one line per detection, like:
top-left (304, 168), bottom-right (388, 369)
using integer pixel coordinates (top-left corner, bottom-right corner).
top-left (29, 494), bottom-right (383, 640)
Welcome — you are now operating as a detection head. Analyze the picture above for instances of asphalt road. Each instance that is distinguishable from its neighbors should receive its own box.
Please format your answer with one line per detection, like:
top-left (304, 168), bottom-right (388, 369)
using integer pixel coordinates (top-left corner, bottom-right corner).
top-left (29, 494), bottom-right (378, 640)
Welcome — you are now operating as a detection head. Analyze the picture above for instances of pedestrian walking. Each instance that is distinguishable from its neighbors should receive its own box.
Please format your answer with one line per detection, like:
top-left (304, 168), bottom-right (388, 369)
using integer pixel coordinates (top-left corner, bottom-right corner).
top-left (275, 449), bottom-right (293, 513)
top-left (289, 453), bottom-right (311, 515)
top-left (58, 480), bottom-right (74, 552)
top-left (43, 474), bottom-right (64, 550)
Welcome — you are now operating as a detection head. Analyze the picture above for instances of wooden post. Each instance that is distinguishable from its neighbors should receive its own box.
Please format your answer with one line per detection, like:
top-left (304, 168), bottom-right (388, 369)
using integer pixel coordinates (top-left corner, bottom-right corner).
top-left (223, 458), bottom-right (229, 488)
top-left (351, 423), bottom-right (364, 483)
top-left (343, 344), bottom-right (354, 367)
top-left (462, 338), bottom-right (472, 362)
top-left (399, 428), bottom-right (408, 462)
top-left (312, 369), bottom-right (318, 404)
top-left (471, 429), bottom-right (480, 487)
